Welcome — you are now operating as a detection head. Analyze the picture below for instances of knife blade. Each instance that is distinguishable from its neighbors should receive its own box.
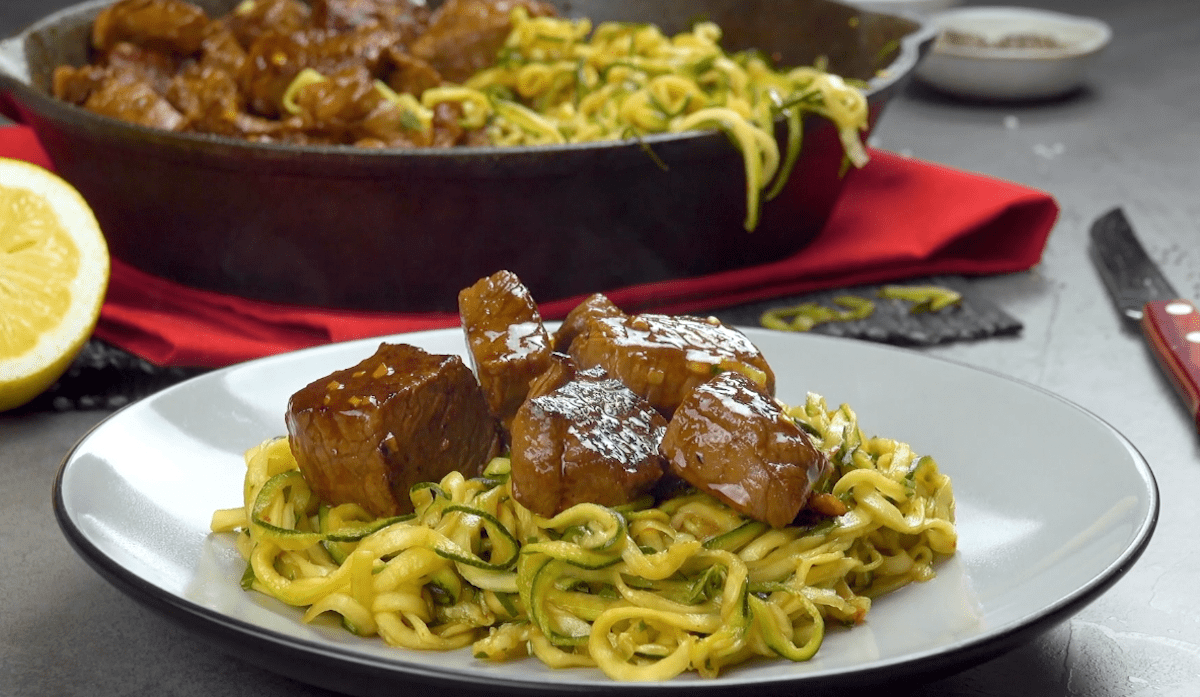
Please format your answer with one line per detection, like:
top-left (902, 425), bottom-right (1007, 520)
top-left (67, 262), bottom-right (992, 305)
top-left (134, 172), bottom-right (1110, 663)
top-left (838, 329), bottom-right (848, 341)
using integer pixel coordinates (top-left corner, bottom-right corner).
top-left (1090, 207), bottom-right (1200, 428)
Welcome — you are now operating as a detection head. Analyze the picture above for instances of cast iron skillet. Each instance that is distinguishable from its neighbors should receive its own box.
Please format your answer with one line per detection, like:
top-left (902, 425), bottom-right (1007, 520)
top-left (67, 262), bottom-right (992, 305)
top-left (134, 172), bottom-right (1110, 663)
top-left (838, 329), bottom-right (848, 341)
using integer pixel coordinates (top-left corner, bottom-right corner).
top-left (0, 0), bottom-right (933, 312)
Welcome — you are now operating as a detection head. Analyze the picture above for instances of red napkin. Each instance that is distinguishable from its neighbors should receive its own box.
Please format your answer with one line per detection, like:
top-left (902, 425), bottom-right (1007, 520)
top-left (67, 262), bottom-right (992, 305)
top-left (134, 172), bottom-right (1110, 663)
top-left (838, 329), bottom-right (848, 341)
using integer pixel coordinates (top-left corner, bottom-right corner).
top-left (1, 124), bottom-right (1057, 368)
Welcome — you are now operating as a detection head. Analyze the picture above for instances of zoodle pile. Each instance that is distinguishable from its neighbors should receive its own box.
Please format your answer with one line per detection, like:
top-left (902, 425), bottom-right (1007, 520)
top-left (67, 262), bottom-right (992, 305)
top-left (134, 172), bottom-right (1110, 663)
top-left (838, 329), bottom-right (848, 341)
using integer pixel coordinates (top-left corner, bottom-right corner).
top-left (211, 392), bottom-right (955, 681)
top-left (419, 9), bottom-right (871, 230)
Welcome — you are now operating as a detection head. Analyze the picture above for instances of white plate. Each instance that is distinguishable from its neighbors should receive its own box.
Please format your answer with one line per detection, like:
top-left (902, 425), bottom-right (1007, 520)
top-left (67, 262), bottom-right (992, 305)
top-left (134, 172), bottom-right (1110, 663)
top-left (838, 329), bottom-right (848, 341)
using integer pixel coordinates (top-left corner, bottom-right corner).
top-left (54, 328), bottom-right (1157, 694)
top-left (914, 6), bottom-right (1112, 100)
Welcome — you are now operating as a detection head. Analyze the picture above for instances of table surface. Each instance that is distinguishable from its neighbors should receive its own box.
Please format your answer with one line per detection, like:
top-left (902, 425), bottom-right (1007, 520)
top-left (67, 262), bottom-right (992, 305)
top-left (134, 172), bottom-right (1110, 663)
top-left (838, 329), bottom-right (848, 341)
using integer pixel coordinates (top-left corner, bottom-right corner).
top-left (2, 0), bottom-right (1199, 695)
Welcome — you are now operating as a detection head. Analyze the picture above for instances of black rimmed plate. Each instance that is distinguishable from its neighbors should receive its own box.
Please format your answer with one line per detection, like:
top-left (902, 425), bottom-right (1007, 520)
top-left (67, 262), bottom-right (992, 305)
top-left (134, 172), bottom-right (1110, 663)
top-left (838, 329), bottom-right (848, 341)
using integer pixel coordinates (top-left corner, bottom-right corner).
top-left (54, 328), bottom-right (1157, 695)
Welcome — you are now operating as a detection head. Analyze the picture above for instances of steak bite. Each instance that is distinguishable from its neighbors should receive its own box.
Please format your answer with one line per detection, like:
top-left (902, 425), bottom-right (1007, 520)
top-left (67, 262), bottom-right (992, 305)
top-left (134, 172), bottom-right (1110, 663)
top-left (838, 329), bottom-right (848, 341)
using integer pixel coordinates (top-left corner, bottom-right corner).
top-left (509, 366), bottom-right (667, 518)
top-left (409, 0), bottom-right (558, 83)
top-left (458, 270), bottom-right (553, 430)
top-left (286, 342), bottom-right (500, 517)
top-left (224, 0), bottom-right (311, 50)
top-left (311, 0), bottom-right (432, 35)
top-left (91, 0), bottom-right (211, 55)
top-left (525, 351), bottom-right (577, 401)
top-left (239, 25), bottom-right (404, 118)
top-left (569, 312), bottom-right (775, 419)
top-left (551, 292), bottom-right (625, 353)
top-left (659, 370), bottom-right (831, 528)
top-left (80, 71), bottom-right (189, 130)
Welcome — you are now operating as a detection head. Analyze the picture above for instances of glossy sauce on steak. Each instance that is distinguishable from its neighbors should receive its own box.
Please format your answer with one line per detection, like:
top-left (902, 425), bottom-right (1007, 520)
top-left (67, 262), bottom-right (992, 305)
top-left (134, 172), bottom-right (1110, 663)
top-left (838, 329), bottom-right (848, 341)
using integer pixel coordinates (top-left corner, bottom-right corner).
top-left (91, 0), bottom-right (210, 55)
top-left (509, 365), bottom-right (667, 518)
top-left (568, 312), bottom-right (776, 419)
top-left (458, 270), bottom-right (553, 431)
top-left (286, 342), bottom-right (500, 517)
top-left (659, 369), bottom-right (831, 528)
top-left (408, 0), bottom-right (556, 83)
top-left (550, 292), bottom-right (625, 353)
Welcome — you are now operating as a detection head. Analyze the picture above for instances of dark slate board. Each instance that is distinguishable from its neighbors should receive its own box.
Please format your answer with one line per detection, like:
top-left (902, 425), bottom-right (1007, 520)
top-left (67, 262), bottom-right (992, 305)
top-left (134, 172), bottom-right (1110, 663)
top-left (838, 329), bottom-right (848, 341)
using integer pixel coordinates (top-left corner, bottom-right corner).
top-left (8, 339), bottom-right (206, 414)
top-left (713, 276), bottom-right (1022, 346)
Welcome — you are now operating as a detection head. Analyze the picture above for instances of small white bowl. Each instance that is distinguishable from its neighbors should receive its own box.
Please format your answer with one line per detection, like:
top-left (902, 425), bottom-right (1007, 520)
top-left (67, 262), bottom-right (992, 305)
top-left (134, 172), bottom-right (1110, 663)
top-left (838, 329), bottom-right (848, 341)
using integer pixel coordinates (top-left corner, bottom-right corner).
top-left (914, 6), bottom-right (1112, 100)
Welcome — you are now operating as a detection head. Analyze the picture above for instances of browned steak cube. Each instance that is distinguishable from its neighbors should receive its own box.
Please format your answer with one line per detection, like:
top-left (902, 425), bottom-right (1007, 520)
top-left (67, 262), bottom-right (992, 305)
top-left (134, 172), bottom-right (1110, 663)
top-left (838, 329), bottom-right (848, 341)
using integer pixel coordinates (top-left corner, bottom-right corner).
top-left (659, 370), bottom-right (831, 528)
top-left (409, 0), bottom-right (558, 83)
top-left (91, 0), bottom-right (211, 55)
top-left (458, 270), bottom-right (553, 429)
top-left (509, 366), bottom-right (667, 518)
top-left (525, 352), bottom-right (577, 401)
top-left (569, 313), bottom-right (776, 418)
top-left (286, 342), bottom-right (500, 517)
top-left (551, 292), bottom-right (625, 353)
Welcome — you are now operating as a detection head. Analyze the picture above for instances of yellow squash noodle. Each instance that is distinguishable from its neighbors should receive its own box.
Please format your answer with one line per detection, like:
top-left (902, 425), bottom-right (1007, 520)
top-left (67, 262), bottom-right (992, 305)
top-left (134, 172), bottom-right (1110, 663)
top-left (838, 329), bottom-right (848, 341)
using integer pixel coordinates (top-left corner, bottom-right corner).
top-left (211, 391), bottom-right (956, 681)
top-left (451, 9), bottom-right (870, 230)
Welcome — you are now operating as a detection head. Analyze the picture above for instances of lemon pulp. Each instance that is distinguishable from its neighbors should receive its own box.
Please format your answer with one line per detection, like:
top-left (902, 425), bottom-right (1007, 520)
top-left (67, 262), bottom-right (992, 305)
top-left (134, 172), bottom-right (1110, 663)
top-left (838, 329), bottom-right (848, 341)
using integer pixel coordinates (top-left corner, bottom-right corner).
top-left (0, 158), bottom-right (109, 412)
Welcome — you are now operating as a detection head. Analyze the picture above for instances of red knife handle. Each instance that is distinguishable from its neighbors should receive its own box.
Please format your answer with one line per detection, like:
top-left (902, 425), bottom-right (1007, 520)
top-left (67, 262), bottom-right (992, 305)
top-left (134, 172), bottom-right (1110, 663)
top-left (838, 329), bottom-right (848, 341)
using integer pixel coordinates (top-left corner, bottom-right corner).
top-left (1141, 299), bottom-right (1200, 430)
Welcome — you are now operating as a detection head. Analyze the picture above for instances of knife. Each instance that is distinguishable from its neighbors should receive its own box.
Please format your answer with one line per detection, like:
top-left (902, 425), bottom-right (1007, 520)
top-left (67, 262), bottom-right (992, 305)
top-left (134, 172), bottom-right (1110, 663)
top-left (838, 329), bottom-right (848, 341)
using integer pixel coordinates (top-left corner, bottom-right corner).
top-left (1090, 207), bottom-right (1200, 428)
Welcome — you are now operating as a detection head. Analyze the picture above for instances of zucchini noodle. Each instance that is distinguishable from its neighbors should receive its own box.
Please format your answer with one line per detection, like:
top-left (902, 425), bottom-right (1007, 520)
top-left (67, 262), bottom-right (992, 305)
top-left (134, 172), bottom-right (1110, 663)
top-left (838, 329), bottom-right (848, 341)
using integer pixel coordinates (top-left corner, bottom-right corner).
top-left (212, 392), bottom-right (955, 681)
top-left (452, 9), bottom-right (869, 230)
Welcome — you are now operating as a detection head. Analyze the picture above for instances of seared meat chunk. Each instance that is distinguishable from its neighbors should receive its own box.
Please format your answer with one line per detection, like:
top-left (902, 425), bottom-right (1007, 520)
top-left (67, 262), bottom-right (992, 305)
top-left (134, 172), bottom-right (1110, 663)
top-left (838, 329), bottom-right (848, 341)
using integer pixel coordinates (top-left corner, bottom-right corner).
top-left (312, 0), bottom-right (431, 35)
top-left (54, 41), bottom-right (178, 106)
top-left (91, 0), bottom-right (211, 55)
top-left (224, 0), bottom-right (311, 49)
top-left (382, 47), bottom-right (443, 96)
top-left (551, 292), bottom-right (625, 353)
top-left (286, 342), bottom-right (500, 517)
top-left (167, 62), bottom-right (270, 137)
top-left (510, 366), bottom-right (666, 517)
top-left (409, 0), bottom-right (557, 83)
top-left (197, 20), bottom-right (248, 75)
top-left (52, 64), bottom-right (110, 106)
top-left (458, 270), bottom-right (553, 429)
top-left (82, 72), bottom-right (189, 130)
top-left (54, 40), bottom-right (192, 130)
top-left (569, 312), bottom-right (775, 418)
top-left (659, 370), bottom-right (831, 528)
top-left (99, 41), bottom-right (180, 93)
top-left (239, 25), bottom-right (402, 117)
top-left (525, 352), bottom-right (576, 400)
top-left (283, 65), bottom-right (385, 142)
top-left (428, 101), bottom-right (473, 147)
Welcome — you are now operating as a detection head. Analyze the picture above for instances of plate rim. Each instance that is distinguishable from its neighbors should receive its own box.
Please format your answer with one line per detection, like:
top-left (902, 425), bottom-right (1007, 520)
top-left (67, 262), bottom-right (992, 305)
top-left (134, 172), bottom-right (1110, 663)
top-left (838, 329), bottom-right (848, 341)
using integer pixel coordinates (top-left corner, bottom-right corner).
top-left (52, 329), bottom-right (1160, 694)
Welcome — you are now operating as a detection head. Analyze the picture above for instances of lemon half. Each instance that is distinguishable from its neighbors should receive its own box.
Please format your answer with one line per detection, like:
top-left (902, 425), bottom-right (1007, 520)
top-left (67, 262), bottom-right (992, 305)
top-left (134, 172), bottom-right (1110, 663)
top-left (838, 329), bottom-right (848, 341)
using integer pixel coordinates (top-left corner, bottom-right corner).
top-left (0, 158), bottom-right (109, 412)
